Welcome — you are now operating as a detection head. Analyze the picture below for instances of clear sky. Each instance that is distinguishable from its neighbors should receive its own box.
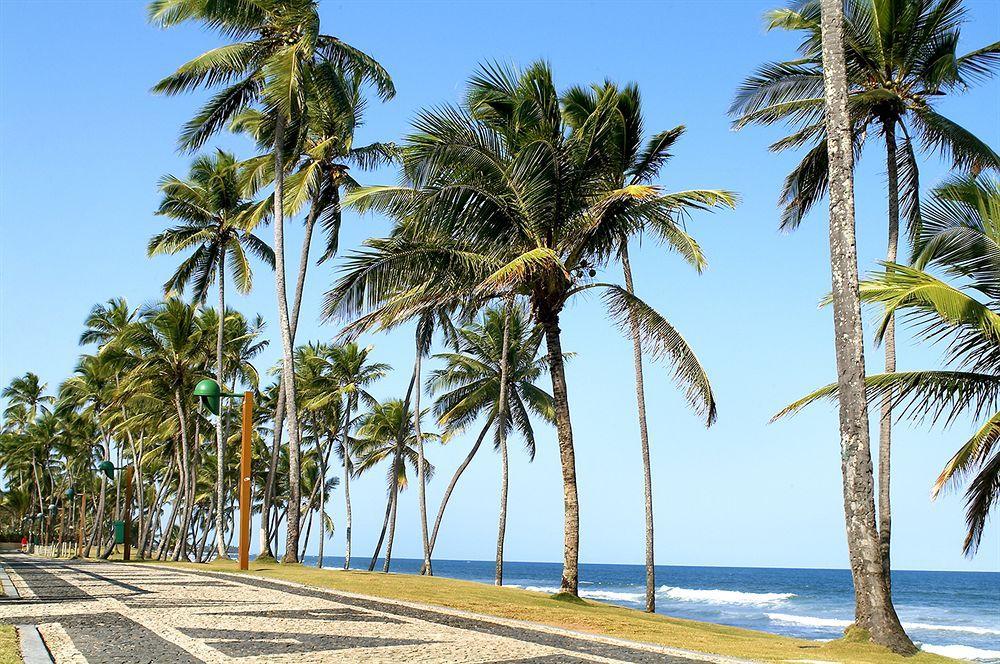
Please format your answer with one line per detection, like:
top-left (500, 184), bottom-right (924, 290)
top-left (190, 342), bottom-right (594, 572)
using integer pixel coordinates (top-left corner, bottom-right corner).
top-left (2, 0), bottom-right (998, 573)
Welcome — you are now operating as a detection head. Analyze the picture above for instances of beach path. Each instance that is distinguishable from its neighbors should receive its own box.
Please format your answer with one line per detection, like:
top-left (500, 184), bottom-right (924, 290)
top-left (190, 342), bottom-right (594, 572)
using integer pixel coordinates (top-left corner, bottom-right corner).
top-left (0, 554), bottom-right (729, 663)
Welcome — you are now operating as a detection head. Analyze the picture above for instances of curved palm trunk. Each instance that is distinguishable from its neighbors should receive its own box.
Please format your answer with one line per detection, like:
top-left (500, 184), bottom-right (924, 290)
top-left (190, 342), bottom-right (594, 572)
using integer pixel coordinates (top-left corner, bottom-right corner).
top-left (538, 304), bottom-right (579, 596)
top-left (317, 428), bottom-right (331, 568)
top-left (343, 400), bottom-right (353, 569)
top-left (879, 116), bottom-right (899, 591)
top-left (215, 248), bottom-right (228, 559)
top-left (414, 350), bottom-right (432, 576)
top-left (495, 298), bottom-right (514, 586)
top-left (621, 245), bottom-right (655, 613)
top-left (369, 369), bottom-right (417, 571)
top-left (171, 390), bottom-right (194, 561)
top-left (819, 1), bottom-right (913, 652)
top-left (427, 418), bottom-right (493, 560)
top-left (383, 468), bottom-right (399, 573)
top-left (368, 493), bottom-right (392, 571)
top-left (273, 115), bottom-right (304, 564)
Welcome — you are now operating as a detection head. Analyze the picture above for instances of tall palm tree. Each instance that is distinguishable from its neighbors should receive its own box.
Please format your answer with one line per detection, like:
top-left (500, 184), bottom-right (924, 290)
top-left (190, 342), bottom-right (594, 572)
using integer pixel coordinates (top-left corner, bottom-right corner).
top-left (148, 150), bottom-right (274, 558)
top-left (778, 174), bottom-right (1000, 556)
top-left (812, 0), bottom-right (913, 651)
top-left (353, 399), bottom-right (435, 573)
top-left (59, 355), bottom-right (118, 556)
top-left (306, 342), bottom-right (388, 569)
top-left (328, 62), bottom-right (719, 595)
top-left (732, 0), bottom-right (1000, 578)
top-left (150, 0), bottom-right (394, 561)
top-left (564, 81), bottom-right (734, 611)
top-left (427, 305), bottom-right (555, 583)
top-left (122, 299), bottom-right (211, 560)
top-left (2, 373), bottom-right (54, 424)
top-left (228, 64), bottom-right (397, 559)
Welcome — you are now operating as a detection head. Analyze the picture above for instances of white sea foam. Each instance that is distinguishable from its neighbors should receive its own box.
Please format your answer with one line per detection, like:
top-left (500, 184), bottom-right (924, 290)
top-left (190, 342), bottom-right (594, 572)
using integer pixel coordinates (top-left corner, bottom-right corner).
top-left (920, 644), bottom-right (1000, 661)
top-left (906, 622), bottom-right (1000, 637)
top-left (580, 589), bottom-right (645, 603)
top-left (767, 614), bottom-right (1000, 637)
top-left (659, 586), bottom-right (796, 606)
top-left (513, 585), bottom-right (644, 603)
top-left (766, 613), bottom-right (852, 629)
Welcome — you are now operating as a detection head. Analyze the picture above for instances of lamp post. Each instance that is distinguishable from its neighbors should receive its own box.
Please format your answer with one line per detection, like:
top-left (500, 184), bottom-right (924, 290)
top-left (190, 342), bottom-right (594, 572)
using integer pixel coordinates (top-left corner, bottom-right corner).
top-left (194, 379), bottom-right (253, 571)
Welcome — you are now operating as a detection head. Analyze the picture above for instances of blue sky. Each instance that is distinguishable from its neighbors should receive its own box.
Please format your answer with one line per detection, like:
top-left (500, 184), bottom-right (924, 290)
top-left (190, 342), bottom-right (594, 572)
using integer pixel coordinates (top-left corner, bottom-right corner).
top-left (1, 0), bottom-right (998, 573)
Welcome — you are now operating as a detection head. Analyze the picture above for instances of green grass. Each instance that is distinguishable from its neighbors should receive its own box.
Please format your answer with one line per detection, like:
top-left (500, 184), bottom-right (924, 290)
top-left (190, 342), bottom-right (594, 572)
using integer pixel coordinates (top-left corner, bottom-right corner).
top-left (0, 625), bottom-right (21, 664)
top-left (137, 559), bottom-right (954, 663)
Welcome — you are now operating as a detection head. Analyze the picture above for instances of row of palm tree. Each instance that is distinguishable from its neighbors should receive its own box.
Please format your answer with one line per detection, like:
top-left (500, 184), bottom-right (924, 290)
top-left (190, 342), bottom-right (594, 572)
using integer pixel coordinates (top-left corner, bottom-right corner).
top-left (0, 302), bottom-right (555, 576)
top-left (1, 0), bottom-right (997, 656)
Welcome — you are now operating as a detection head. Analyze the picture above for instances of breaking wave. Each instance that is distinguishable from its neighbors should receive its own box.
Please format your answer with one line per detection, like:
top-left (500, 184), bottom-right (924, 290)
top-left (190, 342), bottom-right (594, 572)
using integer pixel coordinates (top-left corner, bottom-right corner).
top-left (658, 586), bottom-right (796, 606)
top-left (919, 644), bottom-right (1000, 661)
top-left (767, 613), bottom-right (1000, 636)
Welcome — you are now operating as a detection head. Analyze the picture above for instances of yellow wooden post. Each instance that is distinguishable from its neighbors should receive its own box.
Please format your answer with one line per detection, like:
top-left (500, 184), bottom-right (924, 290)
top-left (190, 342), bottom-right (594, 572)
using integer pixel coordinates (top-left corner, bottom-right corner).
top-left (239, 391), bottom-right (253, 570)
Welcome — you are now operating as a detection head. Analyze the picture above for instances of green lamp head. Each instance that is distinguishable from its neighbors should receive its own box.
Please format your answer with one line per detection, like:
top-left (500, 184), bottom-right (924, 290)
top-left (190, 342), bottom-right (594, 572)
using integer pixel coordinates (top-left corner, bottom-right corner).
top-left (65, 488), bottom-right (76, 500)
top-left (194, 378), bottom-right (222, 416)
top-left (97, 460), bottom-right (115, 480)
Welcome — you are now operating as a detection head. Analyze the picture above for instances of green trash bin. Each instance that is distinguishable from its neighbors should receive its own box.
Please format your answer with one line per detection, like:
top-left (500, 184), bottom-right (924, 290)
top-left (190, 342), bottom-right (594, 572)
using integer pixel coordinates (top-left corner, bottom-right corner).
top-left (113, 520), bottom-right (126, 545)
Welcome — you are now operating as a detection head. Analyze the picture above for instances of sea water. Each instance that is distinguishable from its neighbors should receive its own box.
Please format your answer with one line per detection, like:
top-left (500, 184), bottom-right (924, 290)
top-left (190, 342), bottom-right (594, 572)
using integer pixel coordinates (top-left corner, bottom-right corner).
top-left (301, 557), bottom-right (1000, 662)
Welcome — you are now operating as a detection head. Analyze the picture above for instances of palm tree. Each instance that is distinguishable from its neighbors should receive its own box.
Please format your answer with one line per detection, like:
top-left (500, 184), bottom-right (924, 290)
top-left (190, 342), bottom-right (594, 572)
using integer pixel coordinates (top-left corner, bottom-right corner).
top-left (305, 342), bottom-right (388, 569)
top-left (810, 0), bottom-right (913, 651)
top-left (428, 305), bottom-right (554, 583)
top-left (59, 356), bottom-right (117, 556)
top-left (121, 299), bottom-right (211, 560)
top-left (328, 62), bottom-right (719, 595)
top-left (353, 399), bottom-right (435, 573)
top-left (150, 0), bottom-right (394, 562)
top-left (778, 174), bottom-right (1000, 557)
top-left (2, 373), bottom-right (54, 424)
top-left (732, 0), bottom-right (1000, 579)
top-left (148, 150), bottom-right (274, 558)
top-left (228, 65), bottom-right (397, 559)
top-left (563, 81), bottom-right (734, 611)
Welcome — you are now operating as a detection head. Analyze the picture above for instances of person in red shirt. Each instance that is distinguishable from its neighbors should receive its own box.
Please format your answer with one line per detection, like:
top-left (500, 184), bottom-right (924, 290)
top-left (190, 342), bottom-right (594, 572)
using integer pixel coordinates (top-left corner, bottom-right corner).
top-left (20, 535), bottom-right (27, 551)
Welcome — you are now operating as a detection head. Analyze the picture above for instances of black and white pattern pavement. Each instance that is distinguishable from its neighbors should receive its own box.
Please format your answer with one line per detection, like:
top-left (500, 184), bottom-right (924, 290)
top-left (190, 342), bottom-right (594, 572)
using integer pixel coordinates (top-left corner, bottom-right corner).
top-left (0, 555), bottom-right (733, 663)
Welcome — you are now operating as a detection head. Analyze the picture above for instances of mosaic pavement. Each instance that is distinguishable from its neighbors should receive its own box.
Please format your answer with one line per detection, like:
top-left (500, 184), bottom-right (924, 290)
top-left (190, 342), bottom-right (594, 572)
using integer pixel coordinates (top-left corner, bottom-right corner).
top-left (0, 554), bottom-right (722, 663)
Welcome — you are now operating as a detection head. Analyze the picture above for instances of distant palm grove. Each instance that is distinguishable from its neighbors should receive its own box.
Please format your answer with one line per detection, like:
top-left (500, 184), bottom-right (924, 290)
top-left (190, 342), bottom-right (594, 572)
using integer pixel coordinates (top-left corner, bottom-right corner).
top-left (1, 0), bottom-right (997, 655)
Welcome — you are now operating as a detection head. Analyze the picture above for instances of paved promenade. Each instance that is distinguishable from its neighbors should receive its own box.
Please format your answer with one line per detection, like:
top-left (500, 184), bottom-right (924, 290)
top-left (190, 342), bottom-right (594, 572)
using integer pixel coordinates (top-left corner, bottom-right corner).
top-left (0, 555), bottom-right (722, 663)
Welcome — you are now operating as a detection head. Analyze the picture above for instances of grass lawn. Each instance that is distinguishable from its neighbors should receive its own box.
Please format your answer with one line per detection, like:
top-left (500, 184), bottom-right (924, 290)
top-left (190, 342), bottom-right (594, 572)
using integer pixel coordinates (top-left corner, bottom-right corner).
top-left (137, 558), bottom-right (952, 664)
top-left (0, 625), bottom-right (21, 664)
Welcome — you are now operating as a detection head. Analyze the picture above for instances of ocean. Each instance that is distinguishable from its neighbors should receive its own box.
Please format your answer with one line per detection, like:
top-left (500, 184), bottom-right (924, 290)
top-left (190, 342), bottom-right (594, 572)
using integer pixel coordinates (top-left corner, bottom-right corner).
top-left (300, 556), bottom-right (1000, 662)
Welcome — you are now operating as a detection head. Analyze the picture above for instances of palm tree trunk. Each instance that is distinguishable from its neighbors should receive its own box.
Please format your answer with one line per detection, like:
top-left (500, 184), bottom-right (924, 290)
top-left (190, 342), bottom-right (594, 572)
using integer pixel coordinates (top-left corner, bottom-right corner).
top-left (383, 470), bottom-right (399, 573)
top-left (621, 245), bottom-right (655, 613)
top-left (537, 303), bottom-right (579, 596)
top-left (370, 369), bottom-right (417, 571)
top-left (343, 400), bottom-right (353, 569)
top-left (318, 442), bottom-right (328, 569)
top-left (879, 116), bottom-right (899, 591)
top-left (172, 390), bottom-right (193, 561)
top-left (414, 349), bottom-right (432, 576)
top-left (368, 493), bottom-right (392, 571)
top-left (427, 417), bottom-right (493, 559)
top-left (215, 248), bottom-right (228, 559)
top-left (272, 114), bottom-right (304, 563)
top-left (819, 0), bottom-right (913, 652)
top-left (495, 297), bottom-right (514, 586)
top-left (261, 194), bottom-right (320, 559)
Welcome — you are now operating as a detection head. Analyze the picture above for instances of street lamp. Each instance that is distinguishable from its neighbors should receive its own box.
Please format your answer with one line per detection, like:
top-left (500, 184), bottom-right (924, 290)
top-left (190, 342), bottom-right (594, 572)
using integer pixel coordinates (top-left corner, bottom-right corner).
top-left (193, 378), bottom-right (253, 571)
